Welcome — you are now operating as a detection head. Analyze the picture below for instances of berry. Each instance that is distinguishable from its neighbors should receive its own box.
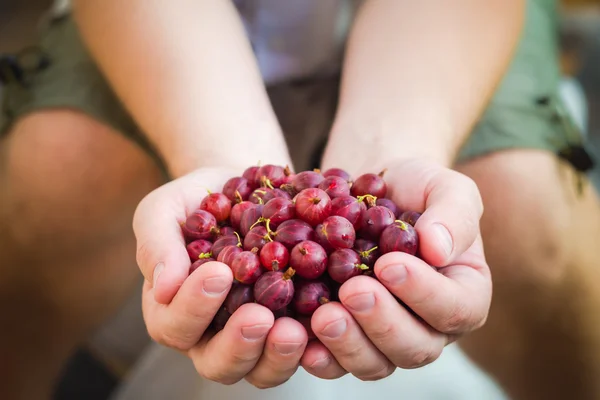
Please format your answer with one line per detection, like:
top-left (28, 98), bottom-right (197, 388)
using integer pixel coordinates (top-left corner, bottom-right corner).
top-left (292, 171), bottom-right (324, 192)
top-left (242, 165), bottom-right (260, 188)
top-left (376, 198), bottom-right (400, 218)
top-left (360, 205), bottom-right (395, 240)
top-left (273, 306), bottom-right (296, 319)
top-left (274, 219), bottom-right (316, 249)
top-left (212, 307), bottom-right (231, 332)
top-left (297, 315), bottom-right (316, 340)
top-left (327, 249), bottom-right (369, 283)
top-left (379, 220), bottom-right (419, 256)
top-left (262, 197), bottom-right (295, 229)
top-left (224, 284), bottom-right (254, 314)
top-left (354, 238), bottom-right (380, 267)
top-left (293, 281), bottom-right (331, 315)
top-left (231, 248), bottom-right (263, 284)
top-left (259, 241), bottom-right (289, 271)
top-left (217, 245), bottom-right (243, 267)
top-left (295, 188), bottom-right (332, 226)
top-left (216, 226), bottom-right (236, 237)
top-left (290, 240), bottom-right (328, 279)
top-left (212, 234), bottom-right (241, 259)
top-left (331, 196), bottom-right (366, 230)
top-left (322, 168), bottom-right (351, 183)
top-left (399, 210), bottom-right (422, 226)
top-left (230, 201), bottom-right (254, 229)
top-left (184, 209), bottom-right (218, 240)
top-left (240, 204), bottom-right (264, 236)
top-left (318, 176), bottom-right (350, 199)
top-left (186, 239), bottom-right (213, 261)
top-left (190, 257), bottom-right (216, 274)
top-left (351, 170), bottom-right (388, 198)
top-left (253, 268), bottom-right (296, 311)
top-left (315, 216), bottom-right (356, 251)
top-left (256, 164), bottom-right (287, 188)
top-left (200, 192), bottom-right (232, 222)
top-left (243, 226), bottom-right (271, 251)
top-left (222, 177), bottom-right (252, 203)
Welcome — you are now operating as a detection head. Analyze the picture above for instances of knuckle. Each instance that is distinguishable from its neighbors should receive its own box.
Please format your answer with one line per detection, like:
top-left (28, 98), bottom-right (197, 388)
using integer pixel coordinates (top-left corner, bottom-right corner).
top-left (356, 364), bottom-right (395, 381)
top-left (199, 368), bottom-right (241, 385)
top-left (439, 300), bottom-right (472, 334)
top-left (338, 344), bottom-right (364, 361)
top-left (230, 349), bottom-right (261, 364)
top-left (136, 240), bottom-right (156, 278)
top-left (397, 345), bottom-right (440, 369)
top-left (158, 329), bottom-right (195, 352)
top-left (367, 323), bottom-right (396, 344)
top-left (246, 376), bottom-right (291, 390)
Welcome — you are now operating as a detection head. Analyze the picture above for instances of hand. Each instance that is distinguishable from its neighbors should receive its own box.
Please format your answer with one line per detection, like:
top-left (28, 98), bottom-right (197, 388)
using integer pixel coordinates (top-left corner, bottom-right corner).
top-left (300, 158), bottom-right (492, 379)
top-left (133, 167), bottom-right (308, 388)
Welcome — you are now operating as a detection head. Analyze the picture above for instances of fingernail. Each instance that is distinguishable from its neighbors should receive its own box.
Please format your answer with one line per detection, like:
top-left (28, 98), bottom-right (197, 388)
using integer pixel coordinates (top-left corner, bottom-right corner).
top-left (203, 277), bottom-right (230, 295)
top-left (308, 356), bottom-right (331, 370)
top-left (379, 264), bottom-right (407, 285)
top-left (344, 293), bottom-right (375, 312)
top-left (433, 223), bottom-right (453, 259)
top-left (153, 263), bottom-right (164, 288)
top-left (274, 342), bottom-right (302, 355)
top-left (242, 324), bottom-right (271, 341)
top-left (320, 318), bottom-right (347, 338)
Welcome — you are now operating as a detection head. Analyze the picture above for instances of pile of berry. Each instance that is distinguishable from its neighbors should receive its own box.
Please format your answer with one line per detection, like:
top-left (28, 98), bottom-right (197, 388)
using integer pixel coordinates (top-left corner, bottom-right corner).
top-left (182, 164), bottom-right (421, 334)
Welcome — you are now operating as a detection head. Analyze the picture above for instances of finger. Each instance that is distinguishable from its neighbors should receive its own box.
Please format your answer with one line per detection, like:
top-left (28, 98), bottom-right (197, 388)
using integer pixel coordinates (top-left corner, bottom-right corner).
top-left (374, 248), bottom-right (492, 335)
top-left (189, 303), bottom-right (274, 385)
top-left (339, 276), bottom-right (446, 368)
top-left (142, 261), bottom-right (233, 350)
top-left (244, 317), bottom-right (308, 389)
top-left (311, 302), bottom-right (395, 381)
top-left (301, 340), bottom-right (347, 379)
top-left (133, 169), bottom-right (234, 304)
top-left (385, 160), bottom-right (483, 266)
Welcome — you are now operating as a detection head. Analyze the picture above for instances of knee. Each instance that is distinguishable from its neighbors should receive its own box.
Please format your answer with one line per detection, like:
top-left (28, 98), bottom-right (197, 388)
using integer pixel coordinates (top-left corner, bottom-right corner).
top-left (3, 109), bottom-right (162, 252)
top-left (456, 150), bottom-right (571, 289)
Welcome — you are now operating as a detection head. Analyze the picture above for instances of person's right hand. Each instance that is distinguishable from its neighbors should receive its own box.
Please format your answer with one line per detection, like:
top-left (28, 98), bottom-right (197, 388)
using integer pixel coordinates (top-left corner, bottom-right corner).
top-left (133, 167), bottom-right (309, 388)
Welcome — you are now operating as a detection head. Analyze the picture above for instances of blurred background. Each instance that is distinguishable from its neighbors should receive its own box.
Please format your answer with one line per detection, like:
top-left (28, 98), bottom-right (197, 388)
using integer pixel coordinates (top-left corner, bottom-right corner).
top-left (1, 0), bottom-right (600, 399)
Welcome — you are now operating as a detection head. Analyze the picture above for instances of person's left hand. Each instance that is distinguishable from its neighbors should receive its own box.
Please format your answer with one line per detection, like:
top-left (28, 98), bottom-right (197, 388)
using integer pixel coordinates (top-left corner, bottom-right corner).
top-left (300, 158), bottom-right (492, 379)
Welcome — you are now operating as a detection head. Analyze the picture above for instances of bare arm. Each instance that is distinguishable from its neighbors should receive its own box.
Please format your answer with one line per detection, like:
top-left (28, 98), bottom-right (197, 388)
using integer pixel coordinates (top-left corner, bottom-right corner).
top-left (72, 0), bottom-right (291, 177)
top-left (323, 0), bottom-right (525, 171)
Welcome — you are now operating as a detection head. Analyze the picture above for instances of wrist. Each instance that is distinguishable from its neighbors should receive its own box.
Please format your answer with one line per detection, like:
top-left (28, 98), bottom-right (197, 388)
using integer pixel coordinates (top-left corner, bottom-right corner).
top-left (322, 116), bottom-right (454, 177)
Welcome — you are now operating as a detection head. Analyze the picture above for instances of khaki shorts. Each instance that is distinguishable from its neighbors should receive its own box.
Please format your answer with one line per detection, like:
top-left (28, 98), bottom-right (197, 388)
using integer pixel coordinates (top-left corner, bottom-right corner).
top-left (0, 0), bottom-right (587, 177)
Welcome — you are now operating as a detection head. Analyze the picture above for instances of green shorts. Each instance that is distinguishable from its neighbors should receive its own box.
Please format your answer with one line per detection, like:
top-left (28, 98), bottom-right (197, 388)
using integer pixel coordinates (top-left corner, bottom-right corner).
top-left (0, 0), bottom-right (587, 177)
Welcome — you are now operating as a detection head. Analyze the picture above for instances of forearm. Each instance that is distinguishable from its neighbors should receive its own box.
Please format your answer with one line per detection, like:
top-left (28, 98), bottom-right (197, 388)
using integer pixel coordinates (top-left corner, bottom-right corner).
top-left (323, 0), bottom-right (525, 172)
top-left (72, 0), bottom-right (291, 178)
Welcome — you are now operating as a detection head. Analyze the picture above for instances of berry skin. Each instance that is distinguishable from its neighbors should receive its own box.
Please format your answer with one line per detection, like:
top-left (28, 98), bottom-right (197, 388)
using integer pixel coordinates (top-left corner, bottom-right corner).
top-left (217, 245), bottom-right (243, 267)
top-left (243, 226), bottom-right (271, 251)
top-left (211, 235), bottom-right (240, 259)
top-left (379, 220), bottom-right (419, 256)
top-left (259, 241), bottom-right (290, 271)
top-left (186, 239), bottom-right (213, 261)
top-left (322, 168), bottom-right (351, 183)
top-left (315, 216), bottom-right (356, 251)
top-left (262, 197), bottom-right (296, 229)
top-left (354, 238), bottom-right (380, 267)
top-left (360, 205), bottom-right (395, 241)
top-left (224, 284), bottom-right (254, 314)
top-left (200, 192), bottom-right (232, 222)
top-left (190, 258), bottom-right (216, 274)
top-left (239, 204), bottom-right (264, 236)
top-left (351, 170), bottom-right (388, 198)
top-left (318, 176), bottom-right (350, 199)
top-left (294, 188), bottom-right (332, 226)
top-left (230, 201), bottom-right (254, 229)
top-left (327, 249), bottom-right (369, 283)
top-left (293, 281), bottom-right (331, 315)
top-left (330, 196), bottom-right (366, 230)
top-left (184, 209), bottom-right (218, 240)
top-left (375, 198), bottom-right (400, 218)
top-left (231, 248), bottom-right (263, 284)
top-left (290, 240), bottom-right (328, 279)
top-left (253, 268), bottom-right (296, 311)
top-left (273, 219), bottom-right (316, 249)
top-left (292, 171), bottom-right (324, 192)
top-left (399, 210), bottom-right (422, 226)
top-left (256, 164), bottom-right (287, 188)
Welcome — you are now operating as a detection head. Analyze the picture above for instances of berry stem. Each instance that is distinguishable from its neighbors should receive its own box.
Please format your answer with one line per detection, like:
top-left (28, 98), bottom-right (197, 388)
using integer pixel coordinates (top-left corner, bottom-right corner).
top-left (394, 220), bottom-right (408, 230)
top-left (283, 268), bottom-right (296, 280)
top-left (271, 261), bottom-right (280, 271)
top-left (251, 247), bottom-right (259, 254)
top-left (357, 194), bottom-right (377, 207)
top-left (319, 297), bottom-right (329, 305)
top-left (357, 263), bottom-right (370, 271)
top-left (378, 168), bottom-right (388, 178)
top-left (198, 252), bottom-right (212, 259)
top-left (233, 231), bottom-right (243, 247)
top-left (360, 246), bottom-right (379, 257)
top-left (234, 190), bottom-right (243, 204)
top-left (249, 217), bottom-right (266, 231)
top-left (284, 165), bottom-right (292, 176)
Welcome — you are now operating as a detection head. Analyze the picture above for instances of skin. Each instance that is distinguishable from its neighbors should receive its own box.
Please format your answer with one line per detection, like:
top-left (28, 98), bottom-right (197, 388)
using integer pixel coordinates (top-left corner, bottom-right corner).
top-left (3, 0), bottom-right (598, 399)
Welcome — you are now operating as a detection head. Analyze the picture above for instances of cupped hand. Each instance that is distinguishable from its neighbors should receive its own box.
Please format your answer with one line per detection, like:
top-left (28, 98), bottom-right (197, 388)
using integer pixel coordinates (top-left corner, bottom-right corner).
top-left (133, 167), bottom-right (308, 388)
top-left (300, 158), bottom-right (492, 380)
